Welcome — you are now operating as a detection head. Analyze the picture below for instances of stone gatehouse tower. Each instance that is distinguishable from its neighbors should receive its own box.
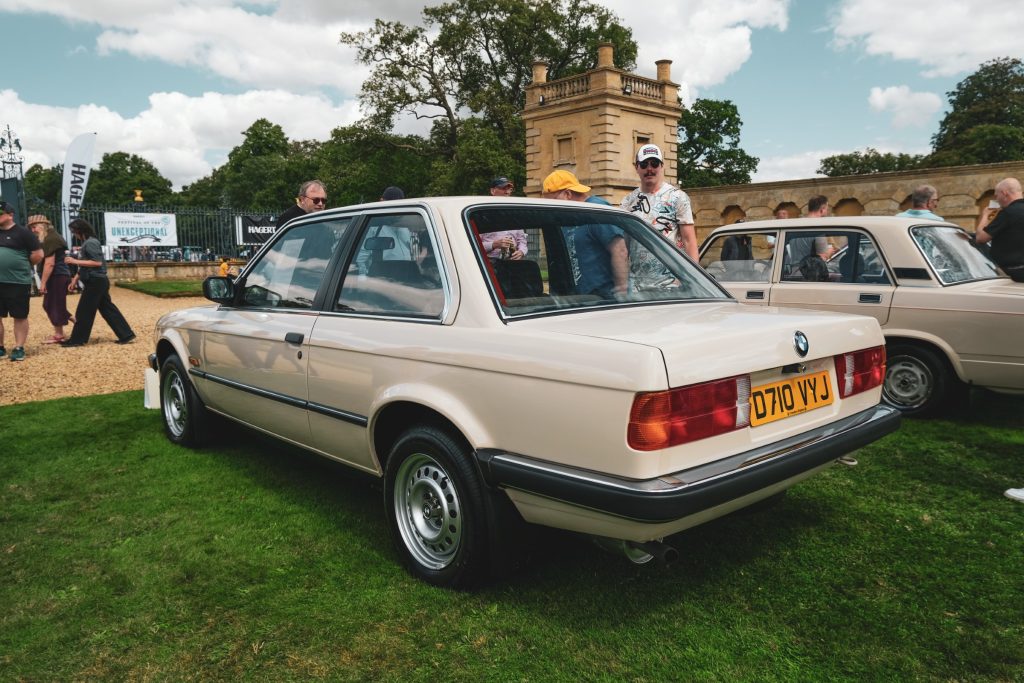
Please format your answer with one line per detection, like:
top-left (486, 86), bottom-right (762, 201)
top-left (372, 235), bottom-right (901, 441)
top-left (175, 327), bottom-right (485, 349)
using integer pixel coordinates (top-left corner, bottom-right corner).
top-left (522, 43), bottom-right (682, 201)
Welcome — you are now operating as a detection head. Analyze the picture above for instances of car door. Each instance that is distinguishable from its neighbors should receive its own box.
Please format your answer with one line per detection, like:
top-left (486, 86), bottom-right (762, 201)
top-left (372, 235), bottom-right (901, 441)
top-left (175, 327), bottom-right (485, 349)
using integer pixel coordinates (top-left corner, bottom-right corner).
top-left (304, 209), bottom-right (449, 473)
top-left (699, 230), bottom-right (778, 305)
top-left (769, 229), bottom-right (895, 326)
top-left (197, 218), bottom-right (351, 445)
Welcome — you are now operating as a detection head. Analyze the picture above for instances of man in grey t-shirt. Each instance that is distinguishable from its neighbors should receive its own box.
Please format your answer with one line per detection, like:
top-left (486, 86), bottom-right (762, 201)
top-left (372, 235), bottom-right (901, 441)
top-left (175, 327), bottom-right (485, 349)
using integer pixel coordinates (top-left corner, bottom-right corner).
top-left (0, 201), bottom-right (43, 361)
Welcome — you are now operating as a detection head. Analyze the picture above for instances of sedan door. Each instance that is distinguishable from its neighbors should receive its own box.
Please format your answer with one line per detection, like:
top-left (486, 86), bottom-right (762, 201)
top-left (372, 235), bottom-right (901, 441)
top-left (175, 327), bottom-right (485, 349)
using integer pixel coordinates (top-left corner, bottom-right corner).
top-left (196, 218), bottom-right (351, 445)
top-left (769, 229), bottom-right (895, 326)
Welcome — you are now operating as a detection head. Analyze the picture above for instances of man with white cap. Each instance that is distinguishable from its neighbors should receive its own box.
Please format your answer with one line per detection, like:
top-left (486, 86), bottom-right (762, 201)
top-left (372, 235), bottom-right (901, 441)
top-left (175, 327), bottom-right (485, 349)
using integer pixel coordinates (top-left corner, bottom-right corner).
top-left (620, 144), bottom-right (698, 260)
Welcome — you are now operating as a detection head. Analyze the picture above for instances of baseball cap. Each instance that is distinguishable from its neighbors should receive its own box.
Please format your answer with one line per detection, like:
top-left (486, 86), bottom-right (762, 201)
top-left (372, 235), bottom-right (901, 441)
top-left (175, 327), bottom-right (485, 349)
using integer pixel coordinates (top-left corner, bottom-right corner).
top-left (542, 170), bottom-right (591, 194)
top-left (636, 144), bottom-right (664, 163)
top-left (0, 201), bottom-right (14, 214)
top-left (490, 176), bottom-right (513, 188)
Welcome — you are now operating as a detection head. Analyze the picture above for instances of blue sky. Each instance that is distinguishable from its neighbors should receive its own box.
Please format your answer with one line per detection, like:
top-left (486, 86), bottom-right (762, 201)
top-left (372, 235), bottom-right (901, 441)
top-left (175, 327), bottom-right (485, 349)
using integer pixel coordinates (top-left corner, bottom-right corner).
top-left (1, 0), bottom-right (1021, 189)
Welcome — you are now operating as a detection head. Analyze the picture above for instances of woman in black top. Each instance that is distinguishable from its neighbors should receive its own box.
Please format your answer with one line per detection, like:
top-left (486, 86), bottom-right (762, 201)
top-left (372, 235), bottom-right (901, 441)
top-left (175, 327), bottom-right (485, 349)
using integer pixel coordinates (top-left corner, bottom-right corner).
top-left (61, 218), bottom-right (136, 347)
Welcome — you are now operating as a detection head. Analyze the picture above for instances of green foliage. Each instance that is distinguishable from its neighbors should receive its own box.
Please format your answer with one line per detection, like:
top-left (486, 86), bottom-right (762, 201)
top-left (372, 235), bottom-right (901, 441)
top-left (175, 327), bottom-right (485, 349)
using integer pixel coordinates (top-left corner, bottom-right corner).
top-left (932, 57), bottom-right (1024, 155)
top-left (677, 98), bottom-right (759, 187)
top-left (341, 0), bottom-right (636, 177)
top-left (23, 163), bottom-right (62, 205)
top-left (817, 147), bottom-right (926, 177)
top-left (426, 117), bottom-right (522, 196)
top-left (929, 124), bottom-right (1024, 167)
top-left (314, 125), bottom-right (436, 204)
top-left (1, 390), bottom-right (1022, 679)
top-left (218, 119), bottom-right (304, 209)
top-left (117, 280), bottom-right (204, 297)
top-left (87, 152), bottom-right (174, 206)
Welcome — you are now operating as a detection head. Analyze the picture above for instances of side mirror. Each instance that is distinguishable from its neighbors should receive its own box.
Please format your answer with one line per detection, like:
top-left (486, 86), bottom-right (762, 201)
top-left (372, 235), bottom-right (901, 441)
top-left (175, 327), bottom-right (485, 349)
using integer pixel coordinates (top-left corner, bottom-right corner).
top-left (203, 276), bottom-right (235, 304)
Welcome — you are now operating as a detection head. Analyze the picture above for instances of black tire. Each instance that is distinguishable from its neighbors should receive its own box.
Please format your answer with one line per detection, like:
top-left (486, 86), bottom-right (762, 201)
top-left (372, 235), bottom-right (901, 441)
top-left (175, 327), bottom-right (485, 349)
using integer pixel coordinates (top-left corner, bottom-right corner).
top-left (160, 355), bottom-right (210, 447)
top-left (882, 343), bottom-right (961, 417)
top-left (384, 425), bottom-right (492, 588)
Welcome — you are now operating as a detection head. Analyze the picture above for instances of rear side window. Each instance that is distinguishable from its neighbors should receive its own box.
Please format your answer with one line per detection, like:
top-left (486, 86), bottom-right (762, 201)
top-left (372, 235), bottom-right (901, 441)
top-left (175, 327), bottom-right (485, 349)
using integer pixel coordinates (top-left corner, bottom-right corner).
top-left (335, 213), bottom-right (445, 318)
top-left (779, 230), bottom-right (890, 285)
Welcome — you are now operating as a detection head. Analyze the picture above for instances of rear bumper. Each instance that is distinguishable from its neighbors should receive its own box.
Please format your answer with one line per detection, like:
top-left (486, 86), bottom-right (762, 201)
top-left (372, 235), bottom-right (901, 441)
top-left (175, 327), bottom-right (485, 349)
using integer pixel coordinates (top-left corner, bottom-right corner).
top-left (475, 404), bottom-right (899, 523)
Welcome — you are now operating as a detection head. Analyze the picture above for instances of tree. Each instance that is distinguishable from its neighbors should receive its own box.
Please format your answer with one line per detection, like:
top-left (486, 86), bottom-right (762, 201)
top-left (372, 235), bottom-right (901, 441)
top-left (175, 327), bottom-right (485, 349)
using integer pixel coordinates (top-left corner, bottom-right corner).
top-left (817, 148), bottom-right (925, 177)
top-left (928, 124), bottom-right (1024, 167)
top-left (932, 57), bottom-right (1024, 155)
top-left (87, 152), bottom-right (174, 206)
top-left (340, 0), bottom-right (636, 174)
top-left (218, 119), bottom-right (299, 209)
top-left (24, 163), bottom-right (63, 206)
top-left (676, 98), bottom-right (758, 187)
top-left (313, 125), bottom-right (435, 205)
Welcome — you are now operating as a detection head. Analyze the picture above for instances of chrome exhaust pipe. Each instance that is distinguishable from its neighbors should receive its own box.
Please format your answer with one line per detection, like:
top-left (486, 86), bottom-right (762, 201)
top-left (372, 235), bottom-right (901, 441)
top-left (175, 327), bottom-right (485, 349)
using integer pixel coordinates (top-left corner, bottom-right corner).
top-left (627, 541), bottom-right (679, 565)
top-left (591, 536), bottom-right (679, 565)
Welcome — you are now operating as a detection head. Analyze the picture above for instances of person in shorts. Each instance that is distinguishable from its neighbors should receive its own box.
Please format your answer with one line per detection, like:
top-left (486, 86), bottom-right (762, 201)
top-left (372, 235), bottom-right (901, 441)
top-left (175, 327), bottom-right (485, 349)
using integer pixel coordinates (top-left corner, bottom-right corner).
top-left (0, 201), bottom-right (43, 362)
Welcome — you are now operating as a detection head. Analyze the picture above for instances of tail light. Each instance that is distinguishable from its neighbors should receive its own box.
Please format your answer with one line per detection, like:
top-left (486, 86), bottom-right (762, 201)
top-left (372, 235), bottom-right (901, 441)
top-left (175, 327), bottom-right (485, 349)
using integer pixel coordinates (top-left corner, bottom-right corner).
top-left (834, 345), bottom-right (886, 398)
top-left (628, 375), bottom-right (751, 451)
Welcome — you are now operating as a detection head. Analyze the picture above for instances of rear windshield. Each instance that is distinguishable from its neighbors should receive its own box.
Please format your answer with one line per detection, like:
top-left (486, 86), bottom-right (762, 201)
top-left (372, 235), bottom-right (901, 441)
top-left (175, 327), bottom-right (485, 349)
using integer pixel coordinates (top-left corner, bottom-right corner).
top-left (910, 225), bottom-right (1001, 284)
top-left (465, 204), bottom-right (727, 316)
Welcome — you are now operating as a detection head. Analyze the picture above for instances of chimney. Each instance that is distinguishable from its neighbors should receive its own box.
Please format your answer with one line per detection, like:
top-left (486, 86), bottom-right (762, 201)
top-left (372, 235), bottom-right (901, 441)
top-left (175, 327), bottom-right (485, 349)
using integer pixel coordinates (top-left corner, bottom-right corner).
top-left (656, 59), bottom-right (672, 82)
top-left (597, 42), bottom-right (614, 68)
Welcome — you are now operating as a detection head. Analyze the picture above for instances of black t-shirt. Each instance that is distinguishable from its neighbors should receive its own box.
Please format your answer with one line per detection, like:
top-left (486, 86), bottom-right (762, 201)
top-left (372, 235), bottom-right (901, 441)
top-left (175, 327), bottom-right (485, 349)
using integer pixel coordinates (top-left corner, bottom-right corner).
top-left (275, 204), bottom-right (307, 229)
top-left (0, 223), bottom-right (42, 285)
top-left (986, 198), bottom-right (1024, 268)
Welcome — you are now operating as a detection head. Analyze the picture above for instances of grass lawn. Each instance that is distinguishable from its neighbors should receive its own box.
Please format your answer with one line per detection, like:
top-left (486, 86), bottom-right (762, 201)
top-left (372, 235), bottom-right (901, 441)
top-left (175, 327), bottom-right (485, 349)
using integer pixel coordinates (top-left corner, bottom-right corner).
top-left (1, 390), bottom-right (1021, 681)
top-left (118, 279), bottom-right (204, 297)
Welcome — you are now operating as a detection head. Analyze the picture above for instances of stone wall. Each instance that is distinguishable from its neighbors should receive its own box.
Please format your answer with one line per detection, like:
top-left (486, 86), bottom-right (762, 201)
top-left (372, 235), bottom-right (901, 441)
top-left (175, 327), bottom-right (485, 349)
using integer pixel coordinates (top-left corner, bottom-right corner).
top-left (685, 160), bottom-right (1024, 242)
top-left (107, 260), bottom-right (242, 283)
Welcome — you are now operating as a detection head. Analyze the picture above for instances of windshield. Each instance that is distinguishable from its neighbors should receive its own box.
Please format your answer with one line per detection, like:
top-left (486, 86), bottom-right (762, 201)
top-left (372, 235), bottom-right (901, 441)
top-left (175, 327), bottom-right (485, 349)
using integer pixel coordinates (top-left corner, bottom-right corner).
top-left (910, 225), bottom-right (1001, 284)
top-left (466, 204), bottom-right (727, 316)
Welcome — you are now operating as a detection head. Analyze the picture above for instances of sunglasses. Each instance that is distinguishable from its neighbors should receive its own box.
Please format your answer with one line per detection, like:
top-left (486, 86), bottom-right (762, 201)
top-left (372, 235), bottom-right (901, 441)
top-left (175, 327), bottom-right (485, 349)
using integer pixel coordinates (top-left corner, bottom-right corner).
top-left (637, 159), bottom-right (662, 169)
top-left (304, 196), bottom-right (328, 205)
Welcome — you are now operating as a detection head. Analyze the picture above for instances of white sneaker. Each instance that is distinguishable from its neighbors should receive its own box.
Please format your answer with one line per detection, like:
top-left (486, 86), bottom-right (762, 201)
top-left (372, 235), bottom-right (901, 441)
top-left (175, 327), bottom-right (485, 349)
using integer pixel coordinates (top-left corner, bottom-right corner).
top-left (1005, 488), bottom-right (1024, 503)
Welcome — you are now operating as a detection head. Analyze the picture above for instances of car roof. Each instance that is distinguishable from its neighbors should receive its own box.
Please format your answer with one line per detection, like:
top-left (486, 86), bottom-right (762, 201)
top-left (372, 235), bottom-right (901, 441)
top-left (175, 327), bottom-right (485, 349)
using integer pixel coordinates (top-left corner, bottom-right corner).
top-left (707, 216), bottom-right (961, 235)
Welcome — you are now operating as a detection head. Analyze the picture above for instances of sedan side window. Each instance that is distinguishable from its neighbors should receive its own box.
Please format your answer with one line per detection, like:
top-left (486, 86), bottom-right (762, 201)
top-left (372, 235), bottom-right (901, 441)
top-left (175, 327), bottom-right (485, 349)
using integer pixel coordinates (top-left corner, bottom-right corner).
top-left (336, 214), bottom-right (445, 318)
top-left (242, 219), bottom-right (350, 309)
top-left (700, 232), bottom-right (776, 282)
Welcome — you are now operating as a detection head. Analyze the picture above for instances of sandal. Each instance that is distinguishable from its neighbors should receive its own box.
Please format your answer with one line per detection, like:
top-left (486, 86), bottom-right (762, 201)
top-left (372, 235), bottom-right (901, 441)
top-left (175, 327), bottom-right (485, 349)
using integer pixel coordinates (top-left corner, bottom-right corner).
top-left (42, 335), bottom-right (66, 344)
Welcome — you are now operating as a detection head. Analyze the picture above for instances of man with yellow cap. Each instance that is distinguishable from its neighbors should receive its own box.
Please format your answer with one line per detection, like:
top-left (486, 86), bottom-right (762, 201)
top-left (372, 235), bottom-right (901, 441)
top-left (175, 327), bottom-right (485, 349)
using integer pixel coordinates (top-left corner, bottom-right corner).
top-left (541, 170), bottom-right (628, 297)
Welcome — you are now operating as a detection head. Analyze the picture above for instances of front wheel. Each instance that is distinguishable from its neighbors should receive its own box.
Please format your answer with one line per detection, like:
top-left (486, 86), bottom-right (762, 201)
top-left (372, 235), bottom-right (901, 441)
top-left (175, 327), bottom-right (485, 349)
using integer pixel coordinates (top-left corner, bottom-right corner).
top-left (384, 426), bottom-right (491, 588)
top-left (882, 344), bottom-right (960, 417)
top-left (160, 355), bottom-right (209, 447)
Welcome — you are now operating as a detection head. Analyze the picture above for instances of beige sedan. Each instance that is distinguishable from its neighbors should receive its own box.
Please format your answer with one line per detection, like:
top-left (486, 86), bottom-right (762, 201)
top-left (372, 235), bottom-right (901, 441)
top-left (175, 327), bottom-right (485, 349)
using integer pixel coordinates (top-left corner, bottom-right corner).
top-left (149, 198), bottom-right (898, 587)
top-left (700, 216), bottom-right (1024, 416)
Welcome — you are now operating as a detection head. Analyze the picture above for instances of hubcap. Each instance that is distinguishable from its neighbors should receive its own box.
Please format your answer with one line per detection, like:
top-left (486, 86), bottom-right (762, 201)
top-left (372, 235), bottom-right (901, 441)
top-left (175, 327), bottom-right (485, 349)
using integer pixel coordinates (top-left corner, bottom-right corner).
top-left (883, 356), bottom-right (932, 409)
top-left (162, 369), bottom-right (188, 438)
top-left (394, 453), bottom-right (462, 570)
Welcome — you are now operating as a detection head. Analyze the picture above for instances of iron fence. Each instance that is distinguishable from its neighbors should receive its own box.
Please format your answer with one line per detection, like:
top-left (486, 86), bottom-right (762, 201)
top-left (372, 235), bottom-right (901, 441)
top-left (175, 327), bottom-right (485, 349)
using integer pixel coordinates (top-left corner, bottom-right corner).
top-left (31, 203), bottom-right (276, 262)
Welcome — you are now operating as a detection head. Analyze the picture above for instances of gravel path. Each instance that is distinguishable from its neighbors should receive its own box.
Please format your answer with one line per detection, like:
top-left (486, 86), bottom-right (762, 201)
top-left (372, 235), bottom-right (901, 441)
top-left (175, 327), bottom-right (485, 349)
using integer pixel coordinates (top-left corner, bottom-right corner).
top-left (0, 286), bottom-right (209, 406)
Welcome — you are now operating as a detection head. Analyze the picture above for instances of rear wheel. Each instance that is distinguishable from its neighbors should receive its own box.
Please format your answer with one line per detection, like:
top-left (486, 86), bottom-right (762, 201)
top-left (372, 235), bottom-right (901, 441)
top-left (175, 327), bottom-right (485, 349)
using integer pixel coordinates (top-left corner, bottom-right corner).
top-left (160, 355), bottom-right (210, 447)
top-left (384, 426), bottom-right (491, 588)
top-left (882, 344), bottom-right (961, 417)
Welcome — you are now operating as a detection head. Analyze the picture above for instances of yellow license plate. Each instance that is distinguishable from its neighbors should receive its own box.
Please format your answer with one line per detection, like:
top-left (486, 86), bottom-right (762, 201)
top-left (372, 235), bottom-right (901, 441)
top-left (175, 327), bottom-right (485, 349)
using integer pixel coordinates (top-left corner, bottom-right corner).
top-left (750, 370), bottom-right (833, 427)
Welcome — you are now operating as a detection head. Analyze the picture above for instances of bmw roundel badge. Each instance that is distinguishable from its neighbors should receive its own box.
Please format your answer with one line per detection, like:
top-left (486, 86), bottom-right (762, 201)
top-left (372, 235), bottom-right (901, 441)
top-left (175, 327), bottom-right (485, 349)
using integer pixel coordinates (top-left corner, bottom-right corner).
top-left (794, 330), bottom-right (809, 357)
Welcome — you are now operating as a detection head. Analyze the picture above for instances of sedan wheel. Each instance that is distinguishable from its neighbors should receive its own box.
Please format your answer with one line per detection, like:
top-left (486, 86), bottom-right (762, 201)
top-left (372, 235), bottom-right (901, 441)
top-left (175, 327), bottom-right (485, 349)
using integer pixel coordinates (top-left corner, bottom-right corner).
top-left (385, 426), bottom-right (490, 588)
top-left (882, 344), bottom-right (950, 417)
top-left (160, 355), bottom-right (209, 447)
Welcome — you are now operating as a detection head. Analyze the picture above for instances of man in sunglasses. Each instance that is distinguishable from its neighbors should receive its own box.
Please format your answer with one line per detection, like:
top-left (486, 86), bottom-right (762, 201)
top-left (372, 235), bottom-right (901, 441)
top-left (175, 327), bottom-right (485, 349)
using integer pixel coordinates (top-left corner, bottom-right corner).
top-left (620, 144), bottom-right (697, 260)
top-left (276, 180), bottom-right (328, 229)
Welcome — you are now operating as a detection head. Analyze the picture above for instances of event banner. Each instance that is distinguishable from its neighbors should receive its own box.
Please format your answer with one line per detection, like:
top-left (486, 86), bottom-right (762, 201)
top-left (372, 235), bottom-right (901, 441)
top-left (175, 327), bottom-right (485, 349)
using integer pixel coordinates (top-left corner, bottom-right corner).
top-left (104, 212), bottom-right (178, 247)
top-left (60, 132), bottom-right (96, 243)
top-left (235, 214), bottom-right (277, 245)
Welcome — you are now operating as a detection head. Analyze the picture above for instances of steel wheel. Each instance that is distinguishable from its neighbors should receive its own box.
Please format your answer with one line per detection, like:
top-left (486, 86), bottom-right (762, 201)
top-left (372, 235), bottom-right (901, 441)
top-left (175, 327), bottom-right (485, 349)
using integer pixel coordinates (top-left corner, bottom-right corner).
top-left (384, 425), bottom-right (492, 587)
top-left (393, 452), bottom-right (462, 570)
top-left (160, 354), bottom-right (209, 446)
top-left (162, 364), bottom-right (189, 440)
top-left (882, 344), bottom-right (954, 417)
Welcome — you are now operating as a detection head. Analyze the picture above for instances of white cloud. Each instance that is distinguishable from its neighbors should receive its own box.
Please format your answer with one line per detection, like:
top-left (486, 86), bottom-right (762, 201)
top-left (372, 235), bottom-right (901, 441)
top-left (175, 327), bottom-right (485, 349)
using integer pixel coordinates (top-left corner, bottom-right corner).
top-left (867, 85), bottom-right (941, 127)
top-left (831, 0), bottom-right (1024, 77)
top-left (602, 0), bottom-right (790, 89)
top-left (752, 150), bottom-right (834, 182)
top-left (2, 88), bottom-right (359, 189)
